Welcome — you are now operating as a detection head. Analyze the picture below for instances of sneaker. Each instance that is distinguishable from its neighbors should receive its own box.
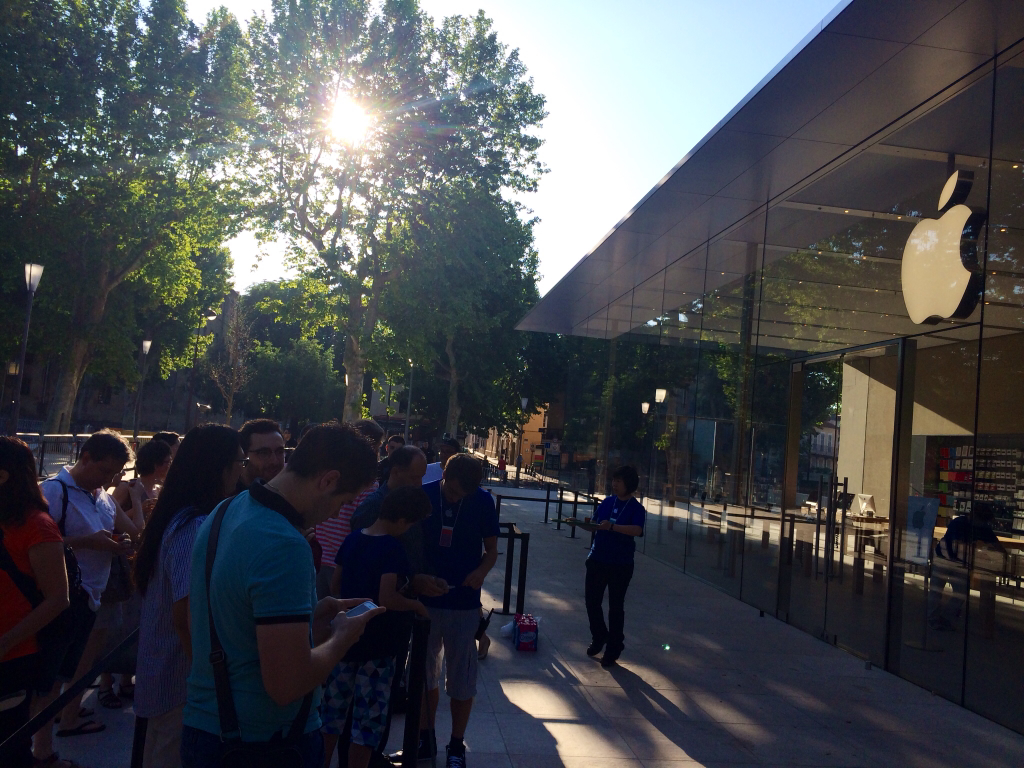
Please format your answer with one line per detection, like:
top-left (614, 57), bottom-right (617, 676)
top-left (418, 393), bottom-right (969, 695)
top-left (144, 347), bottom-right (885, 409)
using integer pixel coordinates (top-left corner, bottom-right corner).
top-left (389, 730), bottom-right (436, 762)
top-left (446, 745), bottom-right (467, 768)
top-left (600, 649), bottom-right (620, 667)
top-left (586, 640), bottom-right (605, 657)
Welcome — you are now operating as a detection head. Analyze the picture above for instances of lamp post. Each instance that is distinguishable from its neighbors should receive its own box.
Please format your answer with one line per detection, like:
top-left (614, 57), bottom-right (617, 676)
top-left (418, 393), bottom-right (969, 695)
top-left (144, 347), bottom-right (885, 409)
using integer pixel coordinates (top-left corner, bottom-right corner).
top-left (9, 264), bottom-right (43, 435)
top-left (132, 339), bottom-right (153, 443)
top-left (404, 359), bottom-right (414, 442)
top-left (186, 312), bottom-right (217, 431)
top-left (515, 396), bottom-right (528, 487)
top-left (649, 389), bottom-right (667, 502)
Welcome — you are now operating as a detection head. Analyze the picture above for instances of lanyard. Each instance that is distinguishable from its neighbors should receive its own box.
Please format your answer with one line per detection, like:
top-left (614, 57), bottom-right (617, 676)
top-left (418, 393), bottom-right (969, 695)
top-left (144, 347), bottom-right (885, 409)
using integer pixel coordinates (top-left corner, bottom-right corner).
top-left (609, 498), bottom-right (628, 523)
top-left (442, 497), bottom-right (465, 529)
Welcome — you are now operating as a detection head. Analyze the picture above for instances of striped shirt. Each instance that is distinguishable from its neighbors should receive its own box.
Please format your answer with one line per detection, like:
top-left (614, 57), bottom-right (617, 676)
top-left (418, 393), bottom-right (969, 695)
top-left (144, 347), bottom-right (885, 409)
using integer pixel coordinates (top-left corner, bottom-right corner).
top-left (134, 507), bottom-right (206, 718)
top-left (315, 484), bottom-right (376, 568)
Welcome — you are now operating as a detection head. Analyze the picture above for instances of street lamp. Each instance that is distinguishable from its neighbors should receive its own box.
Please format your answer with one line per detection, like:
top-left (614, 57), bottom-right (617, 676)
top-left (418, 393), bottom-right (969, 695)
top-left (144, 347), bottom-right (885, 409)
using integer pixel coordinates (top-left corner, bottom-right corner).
top-left (641, 402), bottom-right (650, 414)
top-left (515, 397), bottom-right (528, 487)
top-left (9, 263), bottom-right (43, 435)
top-left (404, 359), bottom-right (414, 442)
top-left (132, 339), bottom-right (153, 443)
top-left (186, 312), bottom-right (218, 431)
top-left (655, 388), bottom-right (667, 404)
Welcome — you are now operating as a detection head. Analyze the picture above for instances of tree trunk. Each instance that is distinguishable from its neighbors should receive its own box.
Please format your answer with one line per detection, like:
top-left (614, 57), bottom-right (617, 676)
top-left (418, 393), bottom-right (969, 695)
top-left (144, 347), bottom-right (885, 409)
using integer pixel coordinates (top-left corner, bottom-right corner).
top-left (444, 334), bottom-right (460, 437)
top-left (342, 332), bottom-right (365, 422)
top-left (47, 288), bottom-right (110, 433)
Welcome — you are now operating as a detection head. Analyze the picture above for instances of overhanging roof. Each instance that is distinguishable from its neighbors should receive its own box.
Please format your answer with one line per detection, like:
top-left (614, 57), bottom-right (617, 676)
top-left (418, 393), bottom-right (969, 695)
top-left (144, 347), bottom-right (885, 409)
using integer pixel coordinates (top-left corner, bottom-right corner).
top-left (517, 0), bottom-right (1024, 337)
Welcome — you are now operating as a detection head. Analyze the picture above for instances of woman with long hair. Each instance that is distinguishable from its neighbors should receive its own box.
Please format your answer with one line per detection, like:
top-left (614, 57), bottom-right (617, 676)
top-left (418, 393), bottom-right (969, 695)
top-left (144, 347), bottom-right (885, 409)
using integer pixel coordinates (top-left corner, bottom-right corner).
top-left (0, 437), bottom-right (72, 768)
top-left (132, 425), bottom-right (244, 768)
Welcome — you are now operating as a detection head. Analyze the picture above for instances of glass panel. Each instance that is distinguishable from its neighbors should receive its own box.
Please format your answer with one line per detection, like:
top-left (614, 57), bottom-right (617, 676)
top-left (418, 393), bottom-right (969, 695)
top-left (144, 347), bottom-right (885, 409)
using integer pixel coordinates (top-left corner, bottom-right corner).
top-left (558, 335), bottom-right (612, 496)
top-left (781, 356), bottom-right (842, 637)
top-left (825, 344), bottom-right (899, 665)
top-left (963, 46), bottom-right (1024, 734)
top-left (888, 327), bottom-right (980, 704)
top-left (682, 234), bottom-right (763, 597)
top-left (740, 359), bottom-right (790, 614)
top-left (644, 254), bottom-right (707, 570)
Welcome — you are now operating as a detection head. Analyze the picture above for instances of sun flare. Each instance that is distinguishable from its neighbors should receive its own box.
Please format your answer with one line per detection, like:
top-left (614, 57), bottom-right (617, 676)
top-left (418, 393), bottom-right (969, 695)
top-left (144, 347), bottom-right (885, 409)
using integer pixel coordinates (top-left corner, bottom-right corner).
top-left (328, 95), bottom-right (372, 145)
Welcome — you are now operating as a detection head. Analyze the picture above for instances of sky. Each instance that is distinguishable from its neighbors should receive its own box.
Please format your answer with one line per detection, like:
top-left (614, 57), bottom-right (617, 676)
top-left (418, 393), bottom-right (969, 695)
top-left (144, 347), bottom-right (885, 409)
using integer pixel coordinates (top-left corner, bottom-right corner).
top-left (186, 0), bottom-right (841, 296)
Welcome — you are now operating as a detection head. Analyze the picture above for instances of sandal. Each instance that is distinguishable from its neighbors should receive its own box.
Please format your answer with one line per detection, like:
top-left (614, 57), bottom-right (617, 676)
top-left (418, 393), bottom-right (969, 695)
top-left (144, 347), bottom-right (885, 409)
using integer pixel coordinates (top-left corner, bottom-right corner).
top-left (118, 682), bottom-right (135, 699)
top-left (54, 707), bottom-right (94, 724)
top-left (55, 720), bottom-right (106, 738)
top-left (97, 687), bottom-right (122, 709)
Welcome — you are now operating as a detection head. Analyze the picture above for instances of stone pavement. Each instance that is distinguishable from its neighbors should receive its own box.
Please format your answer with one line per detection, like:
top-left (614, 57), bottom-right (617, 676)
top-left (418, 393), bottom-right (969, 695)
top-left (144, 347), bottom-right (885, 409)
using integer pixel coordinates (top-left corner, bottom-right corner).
top-left (56, 486), bottom-right (1024, 767)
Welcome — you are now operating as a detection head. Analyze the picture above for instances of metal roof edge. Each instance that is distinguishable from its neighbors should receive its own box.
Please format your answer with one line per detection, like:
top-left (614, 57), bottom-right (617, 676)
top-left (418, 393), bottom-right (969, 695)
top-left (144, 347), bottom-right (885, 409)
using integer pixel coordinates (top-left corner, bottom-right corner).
top-left (522, 0), bottom-right (856, 323)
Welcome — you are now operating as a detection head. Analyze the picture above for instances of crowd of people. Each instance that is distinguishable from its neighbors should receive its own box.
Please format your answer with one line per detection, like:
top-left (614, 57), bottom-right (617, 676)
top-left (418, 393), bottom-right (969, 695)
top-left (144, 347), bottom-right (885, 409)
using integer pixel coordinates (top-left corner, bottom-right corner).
top-left (0, 415), bottom-right (528, 768)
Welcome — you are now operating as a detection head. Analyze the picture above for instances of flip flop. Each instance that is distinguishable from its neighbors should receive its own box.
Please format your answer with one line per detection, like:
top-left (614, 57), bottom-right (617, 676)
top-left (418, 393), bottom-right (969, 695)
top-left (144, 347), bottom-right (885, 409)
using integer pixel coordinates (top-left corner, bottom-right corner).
top-left (56, 720), bottom-right (106, 738)
top-left (54, 707), bottom-right (94, 724)
top-left (97, 688), bottom-right (122, 709)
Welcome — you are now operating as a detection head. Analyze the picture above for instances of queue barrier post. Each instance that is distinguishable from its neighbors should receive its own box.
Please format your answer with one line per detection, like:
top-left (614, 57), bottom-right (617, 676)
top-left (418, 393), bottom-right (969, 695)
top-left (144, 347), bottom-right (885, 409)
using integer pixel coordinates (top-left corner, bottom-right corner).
top-left (570, 492), bottom-right (579, 539)
top-left (502, 523), bottom-right (516, 613)
top-left (495, 522), bottom-right (529, 616)
top-left (544, 484), bottom-right (551, 524)
top-left (515, 532), bottom-right (530, 616)
top-left (400, 616), bottom-right (431, 768)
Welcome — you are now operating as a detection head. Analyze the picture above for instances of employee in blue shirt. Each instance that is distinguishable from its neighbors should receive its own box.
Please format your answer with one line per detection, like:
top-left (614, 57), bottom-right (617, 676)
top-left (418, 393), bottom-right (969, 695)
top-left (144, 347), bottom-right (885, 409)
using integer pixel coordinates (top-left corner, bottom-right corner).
top-left (585, 465), bottom-right (645, 667)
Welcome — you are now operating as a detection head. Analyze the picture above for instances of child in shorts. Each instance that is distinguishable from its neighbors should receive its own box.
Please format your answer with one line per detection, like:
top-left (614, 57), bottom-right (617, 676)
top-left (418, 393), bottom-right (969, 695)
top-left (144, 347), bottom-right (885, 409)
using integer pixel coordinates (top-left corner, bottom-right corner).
top-left (321, 486), bottom-right (432, 768)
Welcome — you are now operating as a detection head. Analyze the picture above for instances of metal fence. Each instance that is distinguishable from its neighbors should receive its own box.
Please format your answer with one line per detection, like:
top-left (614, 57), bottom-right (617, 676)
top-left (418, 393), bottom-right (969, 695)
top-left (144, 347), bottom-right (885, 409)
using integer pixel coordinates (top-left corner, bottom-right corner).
top-left (16, 433), bottom-right (151, 479)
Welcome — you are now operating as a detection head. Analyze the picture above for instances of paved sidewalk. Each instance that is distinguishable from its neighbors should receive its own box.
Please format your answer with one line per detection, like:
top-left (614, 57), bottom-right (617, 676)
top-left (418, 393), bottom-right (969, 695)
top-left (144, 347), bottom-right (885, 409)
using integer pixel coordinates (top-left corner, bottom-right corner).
top-left (55, 486), bottom-right (1024, 767)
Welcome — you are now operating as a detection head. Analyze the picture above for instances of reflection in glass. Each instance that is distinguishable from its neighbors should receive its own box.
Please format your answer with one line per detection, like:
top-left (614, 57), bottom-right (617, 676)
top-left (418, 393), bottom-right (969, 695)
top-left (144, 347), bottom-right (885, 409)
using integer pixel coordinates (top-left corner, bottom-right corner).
top-left (889, 331), bottom-right (979, 704)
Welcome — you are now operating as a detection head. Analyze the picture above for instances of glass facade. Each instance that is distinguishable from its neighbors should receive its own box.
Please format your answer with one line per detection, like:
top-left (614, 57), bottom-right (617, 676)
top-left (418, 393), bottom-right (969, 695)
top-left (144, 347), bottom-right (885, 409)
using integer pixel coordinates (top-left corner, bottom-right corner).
top-left (540, 41), bottom-right (1024, 735)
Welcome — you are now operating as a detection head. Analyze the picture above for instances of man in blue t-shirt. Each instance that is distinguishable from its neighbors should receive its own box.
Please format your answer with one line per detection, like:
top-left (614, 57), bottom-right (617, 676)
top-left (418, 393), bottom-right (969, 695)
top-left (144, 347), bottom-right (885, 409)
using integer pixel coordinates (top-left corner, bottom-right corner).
top-left (585, 465), bottom-right (645, 668)
top-left (418, 454), bottom-right (498, 768)
top-left (182, 424), bottom-right (385, 768)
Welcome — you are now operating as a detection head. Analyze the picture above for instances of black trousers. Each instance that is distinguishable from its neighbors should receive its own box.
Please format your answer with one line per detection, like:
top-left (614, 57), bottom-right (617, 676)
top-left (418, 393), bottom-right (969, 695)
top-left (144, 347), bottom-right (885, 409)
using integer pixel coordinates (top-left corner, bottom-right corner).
top-left (585, 558), bottom-right (634, 653)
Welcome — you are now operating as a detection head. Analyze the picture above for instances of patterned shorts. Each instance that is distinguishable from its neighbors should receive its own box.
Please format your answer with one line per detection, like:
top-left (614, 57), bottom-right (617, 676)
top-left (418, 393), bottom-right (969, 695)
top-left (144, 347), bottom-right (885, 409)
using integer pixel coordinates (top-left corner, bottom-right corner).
top-left (321, 657), bottom-right (396, 748)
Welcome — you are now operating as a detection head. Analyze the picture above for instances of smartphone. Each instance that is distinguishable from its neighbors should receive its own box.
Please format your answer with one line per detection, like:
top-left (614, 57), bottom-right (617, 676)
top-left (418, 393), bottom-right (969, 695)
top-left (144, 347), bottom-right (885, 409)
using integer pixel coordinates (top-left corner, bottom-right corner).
top-left (345, 600), bottom-right (379, 618)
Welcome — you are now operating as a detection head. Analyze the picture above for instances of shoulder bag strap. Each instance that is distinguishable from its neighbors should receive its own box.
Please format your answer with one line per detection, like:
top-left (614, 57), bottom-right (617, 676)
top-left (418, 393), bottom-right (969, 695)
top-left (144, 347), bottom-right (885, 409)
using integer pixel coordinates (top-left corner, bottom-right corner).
top-left (206, 498), bottom-right (313, 743)
top-left (0, 529), bottom-right (44, 607)
top-left (40, 479), bottom-right (71, 535)
top-left (205, 497), bottom-right (242, 740)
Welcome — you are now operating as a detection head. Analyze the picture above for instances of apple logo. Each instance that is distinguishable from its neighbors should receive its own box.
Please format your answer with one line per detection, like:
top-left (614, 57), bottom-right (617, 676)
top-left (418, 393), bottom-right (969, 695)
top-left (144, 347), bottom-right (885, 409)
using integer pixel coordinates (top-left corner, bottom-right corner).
top-left (901, 170), bottom-right (986, 324)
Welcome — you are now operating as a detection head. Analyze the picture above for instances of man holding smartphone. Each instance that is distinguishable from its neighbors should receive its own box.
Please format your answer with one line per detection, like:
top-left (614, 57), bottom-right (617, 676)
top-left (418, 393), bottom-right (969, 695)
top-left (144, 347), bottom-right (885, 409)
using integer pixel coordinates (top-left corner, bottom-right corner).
top-left (182, 423), bottom-right (385, 768)
top-left (419, 455), bottom-right (499, 768)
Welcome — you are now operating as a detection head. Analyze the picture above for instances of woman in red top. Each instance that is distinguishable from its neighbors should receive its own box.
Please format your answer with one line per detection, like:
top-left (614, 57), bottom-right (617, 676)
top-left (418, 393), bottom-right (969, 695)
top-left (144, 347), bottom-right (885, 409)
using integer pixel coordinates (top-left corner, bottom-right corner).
top-left (0, 437), bottom-right (72, 768)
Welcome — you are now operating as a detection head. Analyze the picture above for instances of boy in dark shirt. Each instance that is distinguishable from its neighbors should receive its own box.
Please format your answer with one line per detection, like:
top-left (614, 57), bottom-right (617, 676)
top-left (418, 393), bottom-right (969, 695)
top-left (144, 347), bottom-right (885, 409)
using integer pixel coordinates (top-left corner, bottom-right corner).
top-left (321, 487), bottom-right (432, 768)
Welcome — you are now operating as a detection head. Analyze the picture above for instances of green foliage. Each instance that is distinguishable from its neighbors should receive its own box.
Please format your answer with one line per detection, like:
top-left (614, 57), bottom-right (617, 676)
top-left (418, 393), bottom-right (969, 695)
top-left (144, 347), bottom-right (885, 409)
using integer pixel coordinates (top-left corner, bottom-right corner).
top-left (241, 338), bottom-right (345, 424)
top-left (0, 0), bottom-right (251, 429)
top-left (242, 0), bottom-right (547, 418)
top-left (382, 179), bottom-right (552, 435)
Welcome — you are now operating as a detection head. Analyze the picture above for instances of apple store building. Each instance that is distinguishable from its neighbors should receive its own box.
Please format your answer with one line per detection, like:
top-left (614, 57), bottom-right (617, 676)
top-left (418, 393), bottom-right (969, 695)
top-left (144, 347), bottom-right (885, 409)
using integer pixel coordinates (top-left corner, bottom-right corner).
top-left (518, 0), bottom-right (1024, 735)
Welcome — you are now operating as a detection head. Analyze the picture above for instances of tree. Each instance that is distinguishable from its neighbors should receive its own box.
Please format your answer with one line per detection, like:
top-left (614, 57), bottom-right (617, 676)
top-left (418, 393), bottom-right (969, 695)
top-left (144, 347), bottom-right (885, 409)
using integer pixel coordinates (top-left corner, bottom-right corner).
top-left (208, 305), bottom-right (254, 424)
top-left (241, 338), bottom-right (346, 426)
top-left (0, 0), bottom-right (251, 431)
top-left (243, 1), bottom-right (545, 420)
